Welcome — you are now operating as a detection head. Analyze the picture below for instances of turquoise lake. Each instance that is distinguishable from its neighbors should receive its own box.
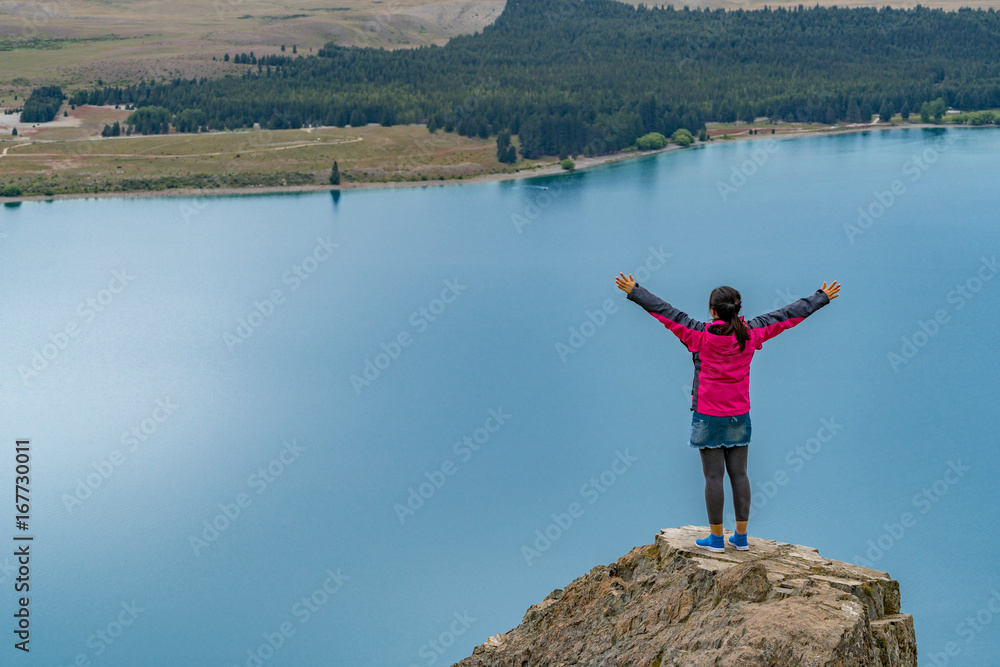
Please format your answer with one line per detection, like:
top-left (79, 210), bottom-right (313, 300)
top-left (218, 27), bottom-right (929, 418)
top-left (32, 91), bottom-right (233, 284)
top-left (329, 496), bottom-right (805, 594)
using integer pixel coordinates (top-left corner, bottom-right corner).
top-left (1, 127), bottom-right (998, 665)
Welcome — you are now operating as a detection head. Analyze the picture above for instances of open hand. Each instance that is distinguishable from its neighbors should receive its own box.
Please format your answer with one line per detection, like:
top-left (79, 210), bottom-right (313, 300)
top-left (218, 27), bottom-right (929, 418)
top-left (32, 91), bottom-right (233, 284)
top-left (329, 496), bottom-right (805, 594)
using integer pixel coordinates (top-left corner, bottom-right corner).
top-left (616, 272), bottom-right (636, 295)
top-left (821, 281), bottom-right (841, 301)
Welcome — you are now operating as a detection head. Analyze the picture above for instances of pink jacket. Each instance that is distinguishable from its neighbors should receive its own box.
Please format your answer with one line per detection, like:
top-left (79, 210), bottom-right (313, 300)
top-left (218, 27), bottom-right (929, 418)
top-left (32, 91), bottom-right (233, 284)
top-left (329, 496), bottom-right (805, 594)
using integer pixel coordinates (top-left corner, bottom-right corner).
top-left (626, 284), bottom-right (830, 416)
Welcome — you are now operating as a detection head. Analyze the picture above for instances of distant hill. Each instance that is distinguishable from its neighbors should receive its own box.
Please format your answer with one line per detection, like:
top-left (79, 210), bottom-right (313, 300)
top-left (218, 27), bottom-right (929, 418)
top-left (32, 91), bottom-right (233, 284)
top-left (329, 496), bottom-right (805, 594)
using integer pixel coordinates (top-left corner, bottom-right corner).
top-left (65, 0), bottom-right (1000, 159)
top-left (0, 0), bottom-right (505, 86)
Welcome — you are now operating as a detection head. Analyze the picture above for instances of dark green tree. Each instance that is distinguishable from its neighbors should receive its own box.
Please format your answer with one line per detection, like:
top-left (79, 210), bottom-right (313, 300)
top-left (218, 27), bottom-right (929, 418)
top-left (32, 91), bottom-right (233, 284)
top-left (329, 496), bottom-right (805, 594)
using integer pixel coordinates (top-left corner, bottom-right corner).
top-left (496, 130), bottom-right (511, 161)
top-left (919, 98), bottom-right (947, 122)
top-left (847, 99), bottom-right (862, 123)
top-left (860, 101), bottom-right (873, 122)
top-left (930, 97), bottom-right (948, 121)
top-left (671, 128), bottom-right (694, 146)
top-left (127, 106), bottom-right (172, 134)
top-left (21, 86), bottom-right (64, 123)
top-left (330, 161), bottom-right (341, 185)
top-left (879, 99), bottom-right (893, 123)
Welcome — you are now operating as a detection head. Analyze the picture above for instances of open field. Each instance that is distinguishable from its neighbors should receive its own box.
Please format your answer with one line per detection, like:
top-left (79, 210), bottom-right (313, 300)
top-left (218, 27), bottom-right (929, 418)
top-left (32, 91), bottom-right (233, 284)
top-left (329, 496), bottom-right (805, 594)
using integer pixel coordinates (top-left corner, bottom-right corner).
top-left (0, 117), bottom-right (555, 195)
top-left (2, 0), bottom-right (998, 91)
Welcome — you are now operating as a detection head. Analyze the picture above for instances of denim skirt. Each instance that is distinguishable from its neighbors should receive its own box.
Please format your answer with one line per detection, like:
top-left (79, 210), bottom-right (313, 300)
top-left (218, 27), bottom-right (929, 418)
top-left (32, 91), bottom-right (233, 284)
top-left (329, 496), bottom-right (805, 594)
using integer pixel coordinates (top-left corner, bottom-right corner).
top-left (689, 411), bottom-right (751, 449)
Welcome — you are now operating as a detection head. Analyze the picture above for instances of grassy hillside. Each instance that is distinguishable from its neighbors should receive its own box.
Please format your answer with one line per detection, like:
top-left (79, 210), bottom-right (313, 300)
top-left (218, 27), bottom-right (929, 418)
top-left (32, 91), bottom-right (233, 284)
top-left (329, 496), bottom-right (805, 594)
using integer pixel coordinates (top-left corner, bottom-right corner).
top-left (0, 123), bottom-right (548, 196)
top-left (0, 0), bottom-right (505, 88)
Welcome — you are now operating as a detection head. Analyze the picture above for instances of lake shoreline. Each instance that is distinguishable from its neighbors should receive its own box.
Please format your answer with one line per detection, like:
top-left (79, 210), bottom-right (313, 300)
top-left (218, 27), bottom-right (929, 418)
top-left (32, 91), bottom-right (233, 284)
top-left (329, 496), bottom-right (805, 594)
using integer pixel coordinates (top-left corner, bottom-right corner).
top-left (2, 122), bottom-right (971, 203)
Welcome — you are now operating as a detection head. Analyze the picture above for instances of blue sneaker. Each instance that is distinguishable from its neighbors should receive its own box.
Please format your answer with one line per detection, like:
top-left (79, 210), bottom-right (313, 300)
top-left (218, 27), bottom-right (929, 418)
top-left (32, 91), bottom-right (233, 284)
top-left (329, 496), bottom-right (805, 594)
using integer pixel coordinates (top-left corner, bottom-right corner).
top-left (729, 532), bottom-right (749, 551)
top-left (695, 533), bottom-right (725, 553)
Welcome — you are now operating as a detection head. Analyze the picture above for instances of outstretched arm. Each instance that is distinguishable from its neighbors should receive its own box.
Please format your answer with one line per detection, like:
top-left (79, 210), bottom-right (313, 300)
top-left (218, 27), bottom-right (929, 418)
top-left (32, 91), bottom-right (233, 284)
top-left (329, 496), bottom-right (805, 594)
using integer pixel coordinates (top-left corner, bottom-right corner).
top-left (616, 273), bottom-right (705, 350)
top-left (748, 280), bottom-right (840, 344)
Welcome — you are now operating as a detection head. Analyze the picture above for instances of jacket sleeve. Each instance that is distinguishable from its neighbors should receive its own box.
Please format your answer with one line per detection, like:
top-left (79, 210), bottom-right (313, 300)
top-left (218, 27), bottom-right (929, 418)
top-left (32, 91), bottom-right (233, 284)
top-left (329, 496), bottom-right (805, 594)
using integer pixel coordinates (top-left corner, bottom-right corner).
top-left (746, 289), bottom-right (830, 345)
top-left (626, 284), bottom-right (705, 351)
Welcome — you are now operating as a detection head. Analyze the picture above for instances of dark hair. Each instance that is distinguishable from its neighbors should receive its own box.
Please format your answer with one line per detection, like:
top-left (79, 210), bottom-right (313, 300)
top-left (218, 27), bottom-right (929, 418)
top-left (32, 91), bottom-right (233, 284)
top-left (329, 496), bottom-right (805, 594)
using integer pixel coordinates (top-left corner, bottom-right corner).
top-left (709, 286), bottom-right (750, 352)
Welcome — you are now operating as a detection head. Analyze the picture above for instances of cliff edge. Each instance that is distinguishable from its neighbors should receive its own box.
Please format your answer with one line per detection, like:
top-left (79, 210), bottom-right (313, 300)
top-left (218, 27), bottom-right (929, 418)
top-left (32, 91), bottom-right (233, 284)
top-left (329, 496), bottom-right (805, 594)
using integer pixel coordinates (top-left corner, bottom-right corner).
top-left (452, 526), bottom-right (916, 666)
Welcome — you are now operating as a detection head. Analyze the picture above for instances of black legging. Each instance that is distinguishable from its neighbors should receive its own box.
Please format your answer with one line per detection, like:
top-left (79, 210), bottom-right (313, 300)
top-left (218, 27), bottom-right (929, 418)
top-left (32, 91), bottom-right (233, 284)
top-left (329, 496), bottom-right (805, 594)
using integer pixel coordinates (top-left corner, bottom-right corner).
top-left (699, 445), bottom-right (751, 525)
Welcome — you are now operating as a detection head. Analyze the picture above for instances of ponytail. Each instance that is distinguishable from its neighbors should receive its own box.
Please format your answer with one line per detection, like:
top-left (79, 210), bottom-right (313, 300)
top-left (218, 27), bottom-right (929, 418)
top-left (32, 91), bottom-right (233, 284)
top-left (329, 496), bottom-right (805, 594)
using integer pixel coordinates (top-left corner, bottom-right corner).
top-left (709, 286), bottom-right (750, 352)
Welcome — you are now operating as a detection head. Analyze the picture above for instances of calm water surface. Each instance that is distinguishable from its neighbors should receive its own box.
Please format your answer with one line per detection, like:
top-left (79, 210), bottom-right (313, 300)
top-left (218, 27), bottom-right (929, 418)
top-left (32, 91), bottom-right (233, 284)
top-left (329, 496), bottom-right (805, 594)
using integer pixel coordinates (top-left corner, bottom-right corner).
top-left (0, 127), bottom-right (997, 666)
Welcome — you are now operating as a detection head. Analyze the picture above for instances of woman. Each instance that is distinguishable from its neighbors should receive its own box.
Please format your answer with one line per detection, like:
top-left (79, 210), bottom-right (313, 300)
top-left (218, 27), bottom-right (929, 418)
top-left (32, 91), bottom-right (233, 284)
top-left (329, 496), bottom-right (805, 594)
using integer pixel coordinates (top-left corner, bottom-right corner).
top-left (615, 273), bottom-right (840, 552)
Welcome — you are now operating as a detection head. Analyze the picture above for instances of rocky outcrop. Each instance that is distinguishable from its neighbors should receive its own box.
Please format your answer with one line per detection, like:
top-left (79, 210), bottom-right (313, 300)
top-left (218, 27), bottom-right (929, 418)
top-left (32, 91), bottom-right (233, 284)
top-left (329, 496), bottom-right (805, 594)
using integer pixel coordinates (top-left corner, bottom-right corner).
top-left (453, 526), bottom-right (916, 666)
